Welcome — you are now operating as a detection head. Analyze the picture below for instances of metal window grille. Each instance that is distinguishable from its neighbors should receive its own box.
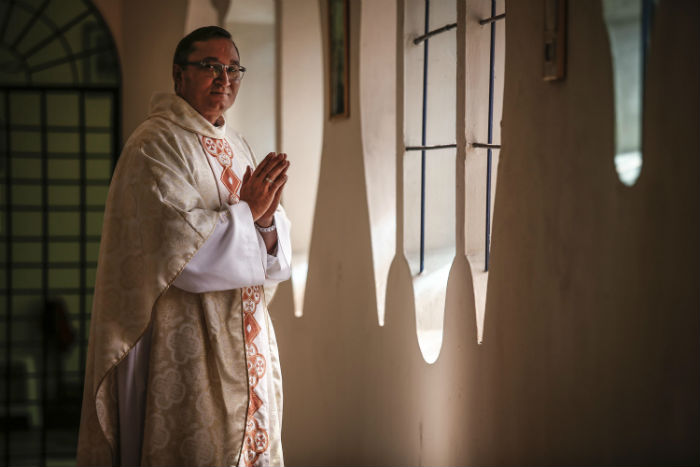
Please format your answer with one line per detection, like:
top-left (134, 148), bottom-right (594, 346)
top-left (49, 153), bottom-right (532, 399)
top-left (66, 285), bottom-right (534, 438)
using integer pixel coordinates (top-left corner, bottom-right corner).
top-left (0, 1), bottom-right (120, 465)
top-left (406, 0), bottom-right (504, 273)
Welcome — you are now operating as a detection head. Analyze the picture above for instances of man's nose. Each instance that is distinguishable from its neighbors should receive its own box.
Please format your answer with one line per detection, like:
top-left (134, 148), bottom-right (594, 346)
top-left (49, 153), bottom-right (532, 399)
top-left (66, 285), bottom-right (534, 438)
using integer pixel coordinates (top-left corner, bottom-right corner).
top-left (217, 70), bottom-right (231, 85)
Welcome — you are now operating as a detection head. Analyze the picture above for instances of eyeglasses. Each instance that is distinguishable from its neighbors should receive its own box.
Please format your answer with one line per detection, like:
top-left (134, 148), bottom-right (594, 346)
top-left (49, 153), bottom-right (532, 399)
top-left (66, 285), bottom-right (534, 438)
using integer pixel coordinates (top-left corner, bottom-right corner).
top-left (180, 61), bottom-right (247, 82)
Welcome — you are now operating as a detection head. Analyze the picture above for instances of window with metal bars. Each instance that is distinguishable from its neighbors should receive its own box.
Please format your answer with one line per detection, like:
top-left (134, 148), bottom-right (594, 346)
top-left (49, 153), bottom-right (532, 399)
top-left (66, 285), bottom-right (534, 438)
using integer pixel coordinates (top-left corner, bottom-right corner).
top-left (404, 0), bottom-right (457, 278)
top-left (405, 0), bottom-right (504, 275)
top-left (404, 0), bottom-right (504, 356)
top-left (0, 1), bottom-right (120, 465)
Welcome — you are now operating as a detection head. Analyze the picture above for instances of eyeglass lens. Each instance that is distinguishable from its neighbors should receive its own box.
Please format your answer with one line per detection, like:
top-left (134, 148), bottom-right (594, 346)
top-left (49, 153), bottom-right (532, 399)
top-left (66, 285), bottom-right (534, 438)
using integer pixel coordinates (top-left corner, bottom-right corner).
top-left (210, 64), bottom-right (244, 80)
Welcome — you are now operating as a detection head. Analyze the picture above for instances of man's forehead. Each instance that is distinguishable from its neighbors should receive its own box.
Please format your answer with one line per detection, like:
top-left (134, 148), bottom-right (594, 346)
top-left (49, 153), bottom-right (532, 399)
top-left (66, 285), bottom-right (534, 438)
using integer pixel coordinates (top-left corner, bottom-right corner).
top-left (190, 38), bottom-right (239, 63)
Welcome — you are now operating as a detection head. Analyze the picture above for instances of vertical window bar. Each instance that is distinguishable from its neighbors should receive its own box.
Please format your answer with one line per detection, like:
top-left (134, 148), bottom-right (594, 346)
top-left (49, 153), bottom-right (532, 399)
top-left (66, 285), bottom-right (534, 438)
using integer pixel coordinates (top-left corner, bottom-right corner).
top-left (79, 91), bottom-right (86, 379)
top-left (3, 90), bottom-right (12, 467)
top-left (420, 0), bottom-right (430, 274)
top-left (40, 90), bottom-right (48, 467)
top-left (485, 0), bottom-right (497, 272)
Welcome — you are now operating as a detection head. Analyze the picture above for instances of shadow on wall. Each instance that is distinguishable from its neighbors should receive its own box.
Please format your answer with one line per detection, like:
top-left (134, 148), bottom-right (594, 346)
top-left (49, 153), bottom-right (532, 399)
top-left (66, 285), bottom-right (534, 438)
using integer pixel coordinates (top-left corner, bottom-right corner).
top-left (271, 0), bottom-right (699, 465)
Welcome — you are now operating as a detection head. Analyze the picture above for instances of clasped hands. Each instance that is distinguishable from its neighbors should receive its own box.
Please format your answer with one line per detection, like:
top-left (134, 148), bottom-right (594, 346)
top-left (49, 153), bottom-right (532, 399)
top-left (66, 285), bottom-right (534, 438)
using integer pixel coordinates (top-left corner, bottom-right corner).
top-left (239, 152), bottom-right (289, 228)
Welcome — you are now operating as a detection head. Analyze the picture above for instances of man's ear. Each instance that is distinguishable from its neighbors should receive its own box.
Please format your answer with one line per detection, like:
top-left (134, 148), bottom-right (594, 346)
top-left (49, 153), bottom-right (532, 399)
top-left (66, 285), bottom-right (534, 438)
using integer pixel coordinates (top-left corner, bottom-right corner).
top-left (173, 64), bottom-right (183, 93)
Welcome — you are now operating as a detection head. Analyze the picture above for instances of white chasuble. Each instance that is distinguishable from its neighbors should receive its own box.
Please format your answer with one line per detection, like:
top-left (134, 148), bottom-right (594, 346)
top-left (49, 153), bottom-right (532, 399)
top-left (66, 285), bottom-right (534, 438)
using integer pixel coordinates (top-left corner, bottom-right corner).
top-left (77, 93), bottom-right (289, 467)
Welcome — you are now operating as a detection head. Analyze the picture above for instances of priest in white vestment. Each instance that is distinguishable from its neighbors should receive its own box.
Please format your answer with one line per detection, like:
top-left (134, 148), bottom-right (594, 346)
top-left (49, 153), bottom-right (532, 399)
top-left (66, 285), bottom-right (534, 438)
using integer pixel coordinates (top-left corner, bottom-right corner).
top-left (76, 26), bottom-right (291, 466)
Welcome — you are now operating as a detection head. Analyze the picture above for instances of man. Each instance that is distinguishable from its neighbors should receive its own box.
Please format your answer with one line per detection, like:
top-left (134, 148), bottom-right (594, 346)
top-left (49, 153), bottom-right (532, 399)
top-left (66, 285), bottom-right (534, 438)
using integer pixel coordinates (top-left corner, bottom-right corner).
top-left (77, 26), bottom-right (291, 466)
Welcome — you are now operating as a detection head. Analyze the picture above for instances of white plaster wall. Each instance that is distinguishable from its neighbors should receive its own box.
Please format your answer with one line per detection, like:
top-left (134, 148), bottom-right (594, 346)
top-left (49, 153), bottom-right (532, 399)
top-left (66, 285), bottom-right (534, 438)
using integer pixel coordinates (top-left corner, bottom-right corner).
top-left (359, 0), bottom-right (396, 326)
top-left (224, 21), bottom-right (277, 159)
top-left (463, 0), bottom-right (505, 343)
top-left (185, 0), bottom-right (221, 31)
top-left (272, 0), bottom-right (699, 465)
top-left (276, 0), bottom-right (324, 316)
top-left (93, 0), bottom-right (190, 138)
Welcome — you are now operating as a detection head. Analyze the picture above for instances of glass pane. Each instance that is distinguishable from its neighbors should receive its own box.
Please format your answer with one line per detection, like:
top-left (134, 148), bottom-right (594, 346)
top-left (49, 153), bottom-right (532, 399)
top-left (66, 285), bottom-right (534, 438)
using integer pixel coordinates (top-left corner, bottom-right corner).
top-left (14, 10), bottom-right (53, 57)
top-left (49, 212), bottom-right (78, 236)
top-left (86, 241), bottom-right (100, 262)
top-left (47, 93), bottom-right (79, 127)
top-left (48, 159), bottom-right (79, 180)
top-left (51, 241), bottom-right (82, 264)
top-left (12, 212), bottom-right (42, 237)
top-left (86, 159), bottom-right (111, 178)
top-left (62, 343), bottom-right (80, 373)
top-left (12, 185), bottom-right (41, 206)
top-left (13, 241), bottom-right (42, 263)
top-left (43, 0), bottom-right (87, 30)
top-left (49, 268), bottom-right (79, 289)
top-left (12, 267), bottom-right (42, 289)
top-left (7, 319), bottom-right (42, 346)
top-left (0, 49), bottom-right (26, 85)
top-left (33, 63), bottom-right (74, 85)
top-left (26, 38), bottom-right (67, 70)
top-left (48, 186), bottom-right (80, 206)
top-left (71, 317), bottom-right (90, 339)
top-left (85, 133), bottom-right (110, 153)
top-left (86, 212), bottom-right (103, 236)
top-left (86, 185), bottom-right (108, 206)
top-left (11, 131), bottom-right (42, 153)
top-left (11, 158), bottom-right (41, 179)
top-left (3, 3), bottom-right (32, 49)
top-left (60, 294), bottom-right (80, 316)
top-left (86, 267), bottom-right (96, 286)
top-left (47, 132), bottom-right (79, 154)
top-left (85, 95), bottom-right (112, 127)
top-left (10, 93), bottom-right (40, 126)
top-left (11, 361), bottom-right (42, 391)
top-left (11, 296), bottom-right (42, 317)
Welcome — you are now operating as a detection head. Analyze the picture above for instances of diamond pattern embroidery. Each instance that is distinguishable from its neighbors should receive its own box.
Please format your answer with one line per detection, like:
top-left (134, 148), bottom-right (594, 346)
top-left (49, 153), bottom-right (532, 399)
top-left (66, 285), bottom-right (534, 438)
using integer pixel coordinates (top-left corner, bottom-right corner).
top-left (240, 286), bottom-right (269, 467)
top-left (199, 135), bottom-right (241, 204)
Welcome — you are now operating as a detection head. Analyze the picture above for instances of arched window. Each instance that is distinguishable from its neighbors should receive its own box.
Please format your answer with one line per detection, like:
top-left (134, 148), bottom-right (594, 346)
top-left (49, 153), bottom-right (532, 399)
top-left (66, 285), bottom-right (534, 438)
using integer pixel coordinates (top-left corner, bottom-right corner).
top-left (398, 0), bottom-right (505, 362)
top-left (0, 0), bottom-right (120, 464)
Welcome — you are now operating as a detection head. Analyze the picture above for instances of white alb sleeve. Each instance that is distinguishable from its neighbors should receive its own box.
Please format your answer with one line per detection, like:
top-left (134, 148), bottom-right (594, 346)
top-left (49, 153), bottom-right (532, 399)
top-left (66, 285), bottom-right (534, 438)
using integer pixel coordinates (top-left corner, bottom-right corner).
top-left (172, 201), bottom-right (267, 293)
top-left (264, 208), bottom-right (292, 286)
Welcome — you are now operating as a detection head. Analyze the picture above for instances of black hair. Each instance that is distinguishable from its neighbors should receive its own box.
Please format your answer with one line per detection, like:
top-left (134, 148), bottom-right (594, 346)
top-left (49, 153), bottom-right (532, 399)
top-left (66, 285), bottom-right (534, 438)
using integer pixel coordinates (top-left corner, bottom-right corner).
top-left (173, 25), bottom-right (240, 65)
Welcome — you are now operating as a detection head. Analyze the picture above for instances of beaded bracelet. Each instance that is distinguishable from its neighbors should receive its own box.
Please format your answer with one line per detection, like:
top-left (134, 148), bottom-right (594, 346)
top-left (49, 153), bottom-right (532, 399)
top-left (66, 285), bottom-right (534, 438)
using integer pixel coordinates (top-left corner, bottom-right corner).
top-left (255, 221), bottom-right (276, 233)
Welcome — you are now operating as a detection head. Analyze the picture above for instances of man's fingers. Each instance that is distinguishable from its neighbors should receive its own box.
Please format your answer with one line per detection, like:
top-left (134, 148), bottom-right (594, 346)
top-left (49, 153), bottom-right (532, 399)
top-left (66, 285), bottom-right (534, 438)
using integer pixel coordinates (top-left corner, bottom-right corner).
top-left (252, 152), bottom-right (277, 178)
top-left (242, 166), bottom-right (252, 184)
top-left (272, 174), bottom-right (288, 191)
top-left (265, 160), bottom-right (290, 184)
top-left (267, 176), bottom-right (287, 213)
top-left (255, 153), bottom-right (287, 180)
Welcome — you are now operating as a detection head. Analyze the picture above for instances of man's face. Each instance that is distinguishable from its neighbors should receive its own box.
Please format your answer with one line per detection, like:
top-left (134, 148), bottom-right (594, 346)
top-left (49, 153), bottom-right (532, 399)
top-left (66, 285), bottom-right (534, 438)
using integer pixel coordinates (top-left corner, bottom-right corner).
top-left (173, 37), bottom-right (241, 125)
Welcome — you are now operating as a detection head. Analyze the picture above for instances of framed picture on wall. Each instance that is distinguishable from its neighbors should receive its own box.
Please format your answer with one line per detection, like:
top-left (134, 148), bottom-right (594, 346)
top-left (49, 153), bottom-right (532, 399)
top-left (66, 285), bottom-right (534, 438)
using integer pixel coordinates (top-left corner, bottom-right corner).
top-left (328, 0), bottom-right (349, 118)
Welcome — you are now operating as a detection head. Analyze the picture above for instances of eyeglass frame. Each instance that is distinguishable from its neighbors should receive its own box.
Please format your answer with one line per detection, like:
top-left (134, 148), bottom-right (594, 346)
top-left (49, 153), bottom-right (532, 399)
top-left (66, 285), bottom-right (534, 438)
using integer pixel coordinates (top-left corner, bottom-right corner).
top-left (178, 60), bottom-right (247, 81)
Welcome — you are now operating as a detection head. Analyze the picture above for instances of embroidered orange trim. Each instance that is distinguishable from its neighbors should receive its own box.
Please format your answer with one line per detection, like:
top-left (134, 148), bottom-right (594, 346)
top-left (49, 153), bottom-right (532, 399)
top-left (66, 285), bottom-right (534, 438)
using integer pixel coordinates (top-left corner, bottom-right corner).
top-left (200, 135), bottom-right (241, 204)
top-left (240, 286), bottom-right (269, 466)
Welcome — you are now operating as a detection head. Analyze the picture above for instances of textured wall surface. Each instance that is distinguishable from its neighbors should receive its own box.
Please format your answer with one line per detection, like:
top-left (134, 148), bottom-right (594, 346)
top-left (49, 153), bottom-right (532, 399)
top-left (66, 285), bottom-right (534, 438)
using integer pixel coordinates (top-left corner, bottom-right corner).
top-left (94, 0), bottom-right (699, 464)
top-left (272, 1), bottom-right (699, 465)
